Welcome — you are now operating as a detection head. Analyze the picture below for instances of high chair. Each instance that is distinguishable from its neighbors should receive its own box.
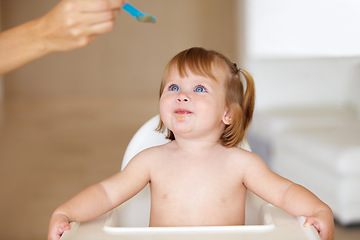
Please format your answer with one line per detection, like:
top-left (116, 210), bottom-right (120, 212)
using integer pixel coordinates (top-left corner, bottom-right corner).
top-left (60, 115), bottom-right (321, 240)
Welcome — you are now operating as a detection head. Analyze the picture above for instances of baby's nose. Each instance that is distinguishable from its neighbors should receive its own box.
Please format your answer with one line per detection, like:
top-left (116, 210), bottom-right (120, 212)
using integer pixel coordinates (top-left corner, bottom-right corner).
top-left (177, 93), bottom-right (190, 102)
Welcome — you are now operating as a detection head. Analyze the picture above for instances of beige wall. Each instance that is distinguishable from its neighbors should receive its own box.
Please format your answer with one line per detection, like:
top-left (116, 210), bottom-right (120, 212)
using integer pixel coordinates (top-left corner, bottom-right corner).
top-left (1, 0), bottom-right (243, 100)
top-left (0, 2), bottom-right (244, 239)
top-left (0, 1), bottom-right (3, 101)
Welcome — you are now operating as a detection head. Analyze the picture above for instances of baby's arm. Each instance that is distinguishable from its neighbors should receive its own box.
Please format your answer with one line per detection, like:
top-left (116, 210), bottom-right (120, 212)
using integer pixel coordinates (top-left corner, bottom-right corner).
top-left (279, 183), bottom-right (334, 240)
top-left (47, 151), bottom-right (151, 240)
top-left (243, 153), bottom-right (334, 240)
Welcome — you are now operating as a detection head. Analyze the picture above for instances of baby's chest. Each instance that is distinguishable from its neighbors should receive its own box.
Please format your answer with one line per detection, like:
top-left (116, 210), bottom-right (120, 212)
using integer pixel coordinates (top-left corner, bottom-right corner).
top-left (150, 163), bottom-right (244, 201)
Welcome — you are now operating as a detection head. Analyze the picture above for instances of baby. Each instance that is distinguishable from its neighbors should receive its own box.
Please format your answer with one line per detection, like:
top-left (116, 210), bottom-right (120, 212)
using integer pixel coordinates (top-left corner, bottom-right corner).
top-left (48, 47), bottom-right (334, 240)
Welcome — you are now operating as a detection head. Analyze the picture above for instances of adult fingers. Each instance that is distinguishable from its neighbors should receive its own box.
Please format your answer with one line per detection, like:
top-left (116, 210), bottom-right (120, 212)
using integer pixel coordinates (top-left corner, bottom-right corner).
top-left (77, 0), bottom-right (127, 12)
top-left (89, 21), bottom-right (116, 35)
top-left (80, 10), bottom-right (118, 26)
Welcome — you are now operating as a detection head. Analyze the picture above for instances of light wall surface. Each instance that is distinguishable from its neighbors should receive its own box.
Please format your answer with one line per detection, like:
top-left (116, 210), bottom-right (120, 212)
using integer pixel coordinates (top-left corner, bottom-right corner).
top-left (242, 0), bottom-right (360, 111)
top-left (244, 0), bottom-right (360, 58)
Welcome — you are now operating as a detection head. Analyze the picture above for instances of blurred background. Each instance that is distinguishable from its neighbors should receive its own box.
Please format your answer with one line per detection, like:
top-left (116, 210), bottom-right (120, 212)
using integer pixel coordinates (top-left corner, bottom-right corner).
top-left (0, 0), bottom-right (359, 239)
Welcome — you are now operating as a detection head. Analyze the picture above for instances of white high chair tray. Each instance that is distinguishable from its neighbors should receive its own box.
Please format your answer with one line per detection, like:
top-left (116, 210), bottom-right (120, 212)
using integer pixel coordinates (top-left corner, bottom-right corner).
top-left (60, 200), bottom-right (320, 240)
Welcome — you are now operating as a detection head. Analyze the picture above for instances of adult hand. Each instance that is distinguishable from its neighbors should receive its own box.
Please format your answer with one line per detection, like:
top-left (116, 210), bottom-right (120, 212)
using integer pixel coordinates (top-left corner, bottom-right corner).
top-left (38, 0), bottom-right (128, 52)
top-left (0, 0), bottom-right (127, 75)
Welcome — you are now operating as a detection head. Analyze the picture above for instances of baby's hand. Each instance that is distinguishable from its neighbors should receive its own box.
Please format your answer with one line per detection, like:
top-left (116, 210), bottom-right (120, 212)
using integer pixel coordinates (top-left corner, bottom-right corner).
top-left (304, 209), bottom-right (334, 240)
top-left (48, 213), bottom-right (71, 240)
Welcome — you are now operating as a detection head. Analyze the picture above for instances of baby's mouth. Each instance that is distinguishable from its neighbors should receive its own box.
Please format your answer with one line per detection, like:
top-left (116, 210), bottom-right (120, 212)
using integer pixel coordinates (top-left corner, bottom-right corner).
top-left (175, 109), bottom-right (192, 115)
top-left (174, 109), bottom-right (192, 122)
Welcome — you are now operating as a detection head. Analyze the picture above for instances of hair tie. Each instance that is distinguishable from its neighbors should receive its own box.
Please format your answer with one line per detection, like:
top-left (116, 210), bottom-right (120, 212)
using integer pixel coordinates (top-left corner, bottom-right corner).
top-left (233, 63), bottom-right (241, 73)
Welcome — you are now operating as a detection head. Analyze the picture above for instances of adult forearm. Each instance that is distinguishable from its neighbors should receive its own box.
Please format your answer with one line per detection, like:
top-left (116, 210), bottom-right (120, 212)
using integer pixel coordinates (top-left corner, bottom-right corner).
top-left (0, 0), bottom-right (125, 76)
top-left (0, 18), bottom-right (49, 75)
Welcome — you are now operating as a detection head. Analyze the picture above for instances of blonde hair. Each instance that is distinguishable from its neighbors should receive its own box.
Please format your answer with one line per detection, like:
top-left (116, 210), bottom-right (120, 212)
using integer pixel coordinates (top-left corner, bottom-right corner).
top-left (156, 47), bottom-right (255, 147)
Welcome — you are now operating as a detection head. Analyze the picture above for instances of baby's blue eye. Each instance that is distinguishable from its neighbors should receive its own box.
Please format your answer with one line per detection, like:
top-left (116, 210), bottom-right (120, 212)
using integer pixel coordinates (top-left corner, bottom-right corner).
top-left (194, 85), bottom-right (206, 92)
top-left (169, 84), bottom-right (180, 91)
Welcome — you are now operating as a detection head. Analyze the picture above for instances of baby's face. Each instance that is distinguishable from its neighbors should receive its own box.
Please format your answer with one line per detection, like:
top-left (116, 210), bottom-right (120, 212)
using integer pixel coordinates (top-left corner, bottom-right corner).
top-left (159, 66), bottom-right (230, 140)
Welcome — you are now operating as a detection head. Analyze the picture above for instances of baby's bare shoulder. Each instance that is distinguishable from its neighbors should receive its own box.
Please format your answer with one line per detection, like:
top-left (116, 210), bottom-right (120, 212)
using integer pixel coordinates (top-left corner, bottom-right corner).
top-left (137, 141), bottom-right (174, 156)
top-left (130, 141), bottom-right (174, 165)
top-left (226, 146), bottom-right (260, 161)
top-left (229, 147), bottom-right (271, 176)
top-left (222, 146), bottom-right (265, 170)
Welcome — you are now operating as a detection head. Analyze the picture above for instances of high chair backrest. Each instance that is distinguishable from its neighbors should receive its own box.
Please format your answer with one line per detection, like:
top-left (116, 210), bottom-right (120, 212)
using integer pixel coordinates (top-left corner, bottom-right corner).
top-left (121, 115), bottom-right (251, 170)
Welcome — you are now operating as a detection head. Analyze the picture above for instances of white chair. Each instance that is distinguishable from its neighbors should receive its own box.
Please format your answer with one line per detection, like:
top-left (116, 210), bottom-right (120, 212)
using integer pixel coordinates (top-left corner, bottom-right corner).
top-left (60, 116), bottom-right (320, 240)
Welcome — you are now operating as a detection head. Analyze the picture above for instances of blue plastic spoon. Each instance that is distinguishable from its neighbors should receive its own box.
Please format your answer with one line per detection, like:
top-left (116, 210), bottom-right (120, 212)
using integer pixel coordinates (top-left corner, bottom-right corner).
top-left (122, 3), bottom-right (156, 23)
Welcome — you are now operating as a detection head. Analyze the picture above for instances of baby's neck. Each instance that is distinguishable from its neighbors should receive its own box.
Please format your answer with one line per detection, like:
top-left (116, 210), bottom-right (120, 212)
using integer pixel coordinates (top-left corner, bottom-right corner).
top-left (173, 138), bottom-right (222, 153)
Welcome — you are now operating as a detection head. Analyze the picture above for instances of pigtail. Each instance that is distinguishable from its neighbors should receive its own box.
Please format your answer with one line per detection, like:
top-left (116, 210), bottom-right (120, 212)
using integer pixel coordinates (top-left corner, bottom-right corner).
top-left (221, 67), bottom-right (255, 147)
top-left (239, 69), bottom-right (255, 135)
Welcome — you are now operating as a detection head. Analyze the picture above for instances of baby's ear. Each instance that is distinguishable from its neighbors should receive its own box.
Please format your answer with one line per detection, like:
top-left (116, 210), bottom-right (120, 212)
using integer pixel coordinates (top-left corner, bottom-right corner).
top-left (222, 110), bottom-right (232, 125)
